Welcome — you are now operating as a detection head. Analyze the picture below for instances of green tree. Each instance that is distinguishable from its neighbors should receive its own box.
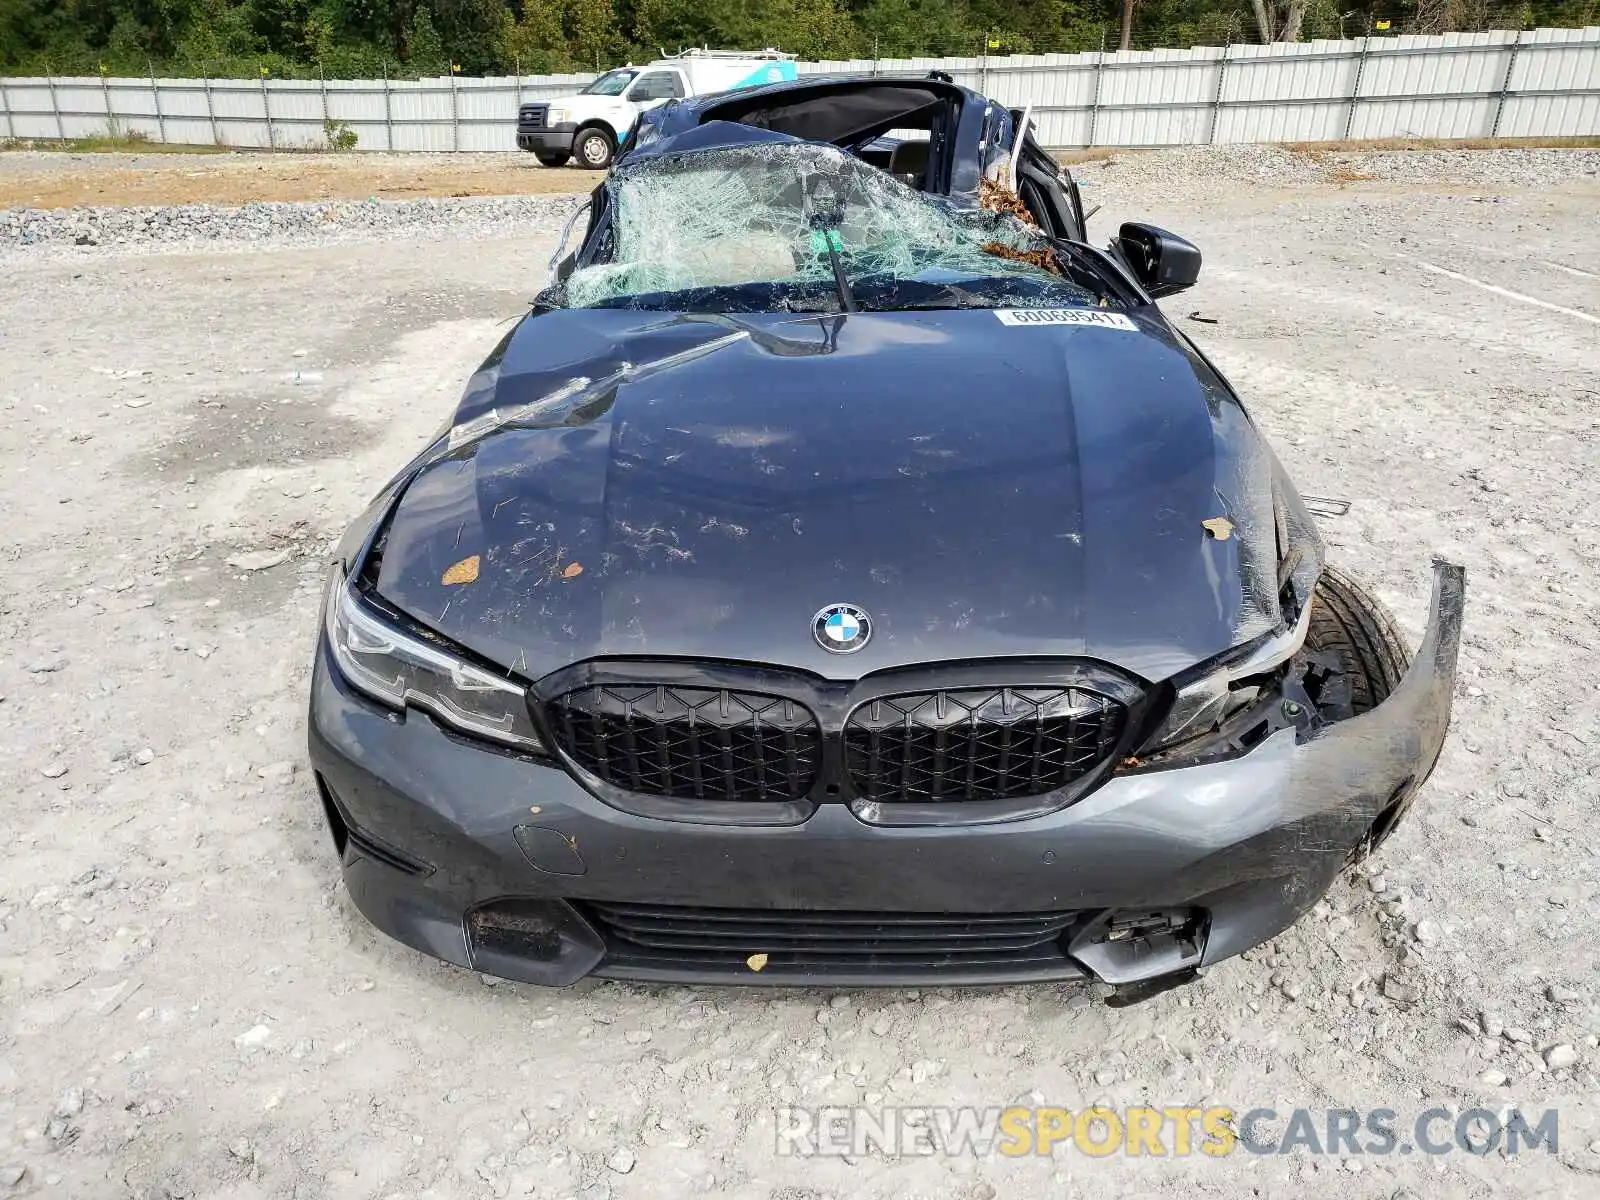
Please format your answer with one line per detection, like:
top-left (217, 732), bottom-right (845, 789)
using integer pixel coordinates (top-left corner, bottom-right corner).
top-left (405, 3), bottom-right (447, 70)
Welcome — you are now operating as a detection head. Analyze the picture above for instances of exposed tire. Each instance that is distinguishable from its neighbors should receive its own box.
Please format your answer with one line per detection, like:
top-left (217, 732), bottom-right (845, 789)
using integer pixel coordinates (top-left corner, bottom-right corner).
top-left (534, 151), bottom-right (569, 168)
top-left (1305, 564), bottom-right (1410, 713)
top-left (1306, 565), bottom-right (1418, 860)
top-left (575, 127), bottom-right (614, 170)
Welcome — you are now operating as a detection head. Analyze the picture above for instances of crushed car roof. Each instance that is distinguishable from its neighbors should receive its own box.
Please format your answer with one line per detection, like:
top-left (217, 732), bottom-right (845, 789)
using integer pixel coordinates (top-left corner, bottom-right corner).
top-left (623, 75), bottom-right (980, 157)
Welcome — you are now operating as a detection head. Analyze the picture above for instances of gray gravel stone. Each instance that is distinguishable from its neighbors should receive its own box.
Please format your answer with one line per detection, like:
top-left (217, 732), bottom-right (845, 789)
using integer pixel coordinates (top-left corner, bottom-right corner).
top-left (1544, 1044), bottom-right (1579, 1070)
top-left (227, 548), bottom-right (292, 572)
top-left (54, 1086), bottom-right (83, 1118)
top-left (1381, 976), bottom-right (1420, 1005)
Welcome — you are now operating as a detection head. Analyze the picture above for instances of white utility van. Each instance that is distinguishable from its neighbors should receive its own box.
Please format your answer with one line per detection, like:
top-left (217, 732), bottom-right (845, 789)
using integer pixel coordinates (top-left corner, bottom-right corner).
top-left (516, 48), bottom-right (797, 170)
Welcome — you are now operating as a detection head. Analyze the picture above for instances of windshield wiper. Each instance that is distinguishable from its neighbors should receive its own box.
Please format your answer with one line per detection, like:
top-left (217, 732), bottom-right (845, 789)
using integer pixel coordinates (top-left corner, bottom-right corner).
top-left (808, 219), bottom-right (858, 314)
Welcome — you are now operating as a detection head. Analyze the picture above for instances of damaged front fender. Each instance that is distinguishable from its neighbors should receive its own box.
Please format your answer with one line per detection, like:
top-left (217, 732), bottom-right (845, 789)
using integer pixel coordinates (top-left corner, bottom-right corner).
top-left (1301, 556), bottom-right (1466, 849)
top-left (1192, 557), bottom-right (1465, 968)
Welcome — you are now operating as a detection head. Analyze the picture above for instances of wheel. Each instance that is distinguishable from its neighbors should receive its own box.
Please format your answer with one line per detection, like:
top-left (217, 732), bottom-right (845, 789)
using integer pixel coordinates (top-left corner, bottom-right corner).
top-left (1306, 564), bottom-right (1417, 857)
top-left (1304, 564), bottom-right (1410, 713)
top-left (534, 151), bottom-right (569, 168)
top-left (575, 127), bottom-right (614, 170)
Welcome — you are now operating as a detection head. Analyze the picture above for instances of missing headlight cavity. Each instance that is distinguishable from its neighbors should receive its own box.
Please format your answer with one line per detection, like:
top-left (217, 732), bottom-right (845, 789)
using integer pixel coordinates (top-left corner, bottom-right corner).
top-left (1131, 560), bottom-right (1414, 771)
top-left (1137, 645), bottom-right (1351, 770)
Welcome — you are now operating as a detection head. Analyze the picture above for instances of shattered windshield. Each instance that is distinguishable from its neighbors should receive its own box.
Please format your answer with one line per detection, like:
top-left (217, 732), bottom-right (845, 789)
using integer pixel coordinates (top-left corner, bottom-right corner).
top-left (582, 69), bottom-right (637, 96)
top-left (558, 142), bottom-right (1116, 314)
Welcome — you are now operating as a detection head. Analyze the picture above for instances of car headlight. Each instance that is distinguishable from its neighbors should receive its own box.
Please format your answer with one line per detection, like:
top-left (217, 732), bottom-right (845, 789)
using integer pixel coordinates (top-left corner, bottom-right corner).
top-left (546, 105), bottom-right (571, 125)
top-left (1134, 596), bottom-right (1316, 760)
top-left (323, 569), bottom-right (545, 753)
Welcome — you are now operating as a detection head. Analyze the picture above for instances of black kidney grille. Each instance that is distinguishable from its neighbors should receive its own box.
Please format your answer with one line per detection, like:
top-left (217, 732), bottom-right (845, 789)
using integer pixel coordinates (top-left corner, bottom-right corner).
top-left (844, 687), bottom-right (1127, 803)
top-left (549, 685), bottom-right (821, 802)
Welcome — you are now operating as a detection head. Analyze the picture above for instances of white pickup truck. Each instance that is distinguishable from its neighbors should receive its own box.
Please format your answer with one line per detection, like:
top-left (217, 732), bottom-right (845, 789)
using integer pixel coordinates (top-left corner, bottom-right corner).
top-left (516, 49), bottom-right (797, 170)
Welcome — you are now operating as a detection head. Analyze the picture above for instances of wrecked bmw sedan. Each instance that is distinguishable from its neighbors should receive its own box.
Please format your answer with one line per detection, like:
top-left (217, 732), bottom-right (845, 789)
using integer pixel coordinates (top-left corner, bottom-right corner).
top-left (308, 75), bottom-right (1463, 1000)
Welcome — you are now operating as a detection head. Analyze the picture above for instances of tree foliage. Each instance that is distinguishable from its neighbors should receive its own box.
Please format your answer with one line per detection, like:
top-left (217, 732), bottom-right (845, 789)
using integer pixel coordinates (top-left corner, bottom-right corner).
top-left (0, 0), bottom-right (1591, 76)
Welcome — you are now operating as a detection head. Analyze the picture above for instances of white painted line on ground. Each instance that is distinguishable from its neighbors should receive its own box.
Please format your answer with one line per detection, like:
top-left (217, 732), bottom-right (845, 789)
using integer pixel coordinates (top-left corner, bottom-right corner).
top-left (1540, 260), bottom-right (1599, 280)
top-left (1398, 255), bottom-right (1599, 326)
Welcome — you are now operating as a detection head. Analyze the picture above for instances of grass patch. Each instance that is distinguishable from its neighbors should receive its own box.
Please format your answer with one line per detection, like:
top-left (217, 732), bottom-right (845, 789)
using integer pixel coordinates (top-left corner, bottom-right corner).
top-left (1, 134), bottom-right (230, 154)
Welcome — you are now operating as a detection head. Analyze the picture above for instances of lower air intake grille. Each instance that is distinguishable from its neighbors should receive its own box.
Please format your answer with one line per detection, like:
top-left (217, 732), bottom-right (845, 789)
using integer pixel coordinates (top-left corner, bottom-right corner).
top-left (548, 685), bottom-right (821, 802)
top-left (844, 686), bottom-right (1126, 803)
top-left (582, 901), bottom-right (1083, 976)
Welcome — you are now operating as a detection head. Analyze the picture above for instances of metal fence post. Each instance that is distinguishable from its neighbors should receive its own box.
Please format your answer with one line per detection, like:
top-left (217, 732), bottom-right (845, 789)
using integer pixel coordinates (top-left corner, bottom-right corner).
top-left (1490, 29), bottom-right (1525, 138)
top-left (1208, 38), bottom-right (1230, 144)
top-left (450, 72), bottom-right (460, 151)
top-left (202, 70), bottom-right (220, 147)
top-left (148, 60), bottom-right (167, 143)
top-left (100, 72), bottom-right (114, 136)
top-left (260, 72), bottom-right (276, 149)
top-left (1342, 36), bottom-right (1372, 140)
top-left (46, 74), bottom-right (65, 141)
top-left (383, 63), bottom-right (393, 151)
top-left (1087, 45), bottom-right (1107, 148)
top-left (318, 62), bottom-right (329, 142)
top-left (0, 78), bottom-right (13, 141)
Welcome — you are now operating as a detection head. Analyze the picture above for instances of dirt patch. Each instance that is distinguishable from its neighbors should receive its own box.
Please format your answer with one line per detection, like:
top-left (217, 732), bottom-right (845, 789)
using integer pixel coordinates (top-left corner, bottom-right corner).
top-left (1282, 135), bottom-right (1600, 153)
top-left (0, 151), bottom-right (592, 209)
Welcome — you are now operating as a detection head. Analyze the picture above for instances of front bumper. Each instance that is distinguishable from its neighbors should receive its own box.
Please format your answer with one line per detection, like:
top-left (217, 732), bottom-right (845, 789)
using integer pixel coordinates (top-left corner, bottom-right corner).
top-left (307, 562), bottom-right (1463, 990)
top-left (516, 123), bottom-right (578, 155)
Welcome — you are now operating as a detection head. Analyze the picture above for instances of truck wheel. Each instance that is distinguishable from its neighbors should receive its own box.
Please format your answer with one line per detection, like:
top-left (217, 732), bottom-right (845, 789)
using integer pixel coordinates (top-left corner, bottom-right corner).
top-left (1304, 564), bottom-right (1410, 713)
top-left (534, 151), bottom-right (569, 167)
top-left (575, 127), bottom-right (614, 170)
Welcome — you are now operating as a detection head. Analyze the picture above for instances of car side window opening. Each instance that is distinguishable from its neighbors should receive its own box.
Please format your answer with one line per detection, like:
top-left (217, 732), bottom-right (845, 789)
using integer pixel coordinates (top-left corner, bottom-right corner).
top-left (630, 73), bottom-right (685, 102)
top-left (583, 69), bottom-right (638, 96)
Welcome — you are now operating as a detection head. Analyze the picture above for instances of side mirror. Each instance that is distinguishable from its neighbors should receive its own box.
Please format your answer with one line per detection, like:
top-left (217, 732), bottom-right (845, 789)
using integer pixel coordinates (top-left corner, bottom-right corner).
top-left (1115, 223), bottom-right (1201, 299)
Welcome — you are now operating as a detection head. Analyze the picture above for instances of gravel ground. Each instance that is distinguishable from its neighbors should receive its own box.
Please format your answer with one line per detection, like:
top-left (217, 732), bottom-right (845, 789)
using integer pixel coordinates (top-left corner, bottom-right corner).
top-left (1, 147), bottom-right (1598, 1199)
top-left (1, 194), bottom-right (585, 252)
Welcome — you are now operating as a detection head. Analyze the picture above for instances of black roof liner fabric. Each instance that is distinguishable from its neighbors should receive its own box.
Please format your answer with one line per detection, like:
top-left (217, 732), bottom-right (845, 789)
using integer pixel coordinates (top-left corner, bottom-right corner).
top-left (701, 85), bottom-right (950, 147)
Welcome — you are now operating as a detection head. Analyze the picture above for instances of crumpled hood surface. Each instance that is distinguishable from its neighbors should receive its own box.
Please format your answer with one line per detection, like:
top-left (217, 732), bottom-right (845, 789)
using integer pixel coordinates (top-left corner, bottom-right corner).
top-left (374, 306), bottom-right (1282, 684)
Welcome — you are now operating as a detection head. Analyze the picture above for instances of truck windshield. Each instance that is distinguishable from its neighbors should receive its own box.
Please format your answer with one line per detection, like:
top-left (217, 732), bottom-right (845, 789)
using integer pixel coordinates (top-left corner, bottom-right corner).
top-left (582, 69), bottom-right (638, 97)
top-left (557, 142), bottom-right (1117, 315)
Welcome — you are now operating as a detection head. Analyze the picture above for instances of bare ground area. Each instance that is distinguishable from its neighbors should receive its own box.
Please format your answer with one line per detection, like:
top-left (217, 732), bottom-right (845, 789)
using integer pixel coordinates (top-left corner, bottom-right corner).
top-left (1, 149), bottom-right (1599, 1199)
top-left (0, 151), bottom-right (595, 209)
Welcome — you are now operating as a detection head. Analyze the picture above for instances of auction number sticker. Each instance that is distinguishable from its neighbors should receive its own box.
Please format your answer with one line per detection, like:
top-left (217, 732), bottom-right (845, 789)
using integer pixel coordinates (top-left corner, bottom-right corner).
top-left (995, 309), bottom-right (1139, 331)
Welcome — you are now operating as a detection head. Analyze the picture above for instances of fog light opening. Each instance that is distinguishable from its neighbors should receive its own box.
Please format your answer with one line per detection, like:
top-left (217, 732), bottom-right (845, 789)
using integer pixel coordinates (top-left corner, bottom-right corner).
top-left (1067, 908), bottom-right (1207, 986)
top-left (470, 902), bottom-right (567, 963)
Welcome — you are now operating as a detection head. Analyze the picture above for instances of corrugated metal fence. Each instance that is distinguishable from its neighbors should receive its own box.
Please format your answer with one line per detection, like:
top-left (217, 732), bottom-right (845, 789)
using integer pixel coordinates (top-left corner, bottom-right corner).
top-left (2, 28), bottom-right (1596, 152)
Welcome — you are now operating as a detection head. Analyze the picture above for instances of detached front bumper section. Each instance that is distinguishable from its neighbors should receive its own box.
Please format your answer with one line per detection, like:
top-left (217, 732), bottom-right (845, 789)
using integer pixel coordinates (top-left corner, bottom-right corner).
top-left (308, 561), bottom-right (1464, 994)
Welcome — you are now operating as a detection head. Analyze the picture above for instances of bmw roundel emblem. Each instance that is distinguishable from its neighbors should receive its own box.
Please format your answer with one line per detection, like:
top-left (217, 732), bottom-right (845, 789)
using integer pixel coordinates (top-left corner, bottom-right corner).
top-left (813, 603), bottom-right (872, 654)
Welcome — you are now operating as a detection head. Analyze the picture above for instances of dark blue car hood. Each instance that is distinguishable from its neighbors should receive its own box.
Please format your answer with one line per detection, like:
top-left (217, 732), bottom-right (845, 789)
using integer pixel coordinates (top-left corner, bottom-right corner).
top-left (374, 305), bottom-right (1283, 684)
